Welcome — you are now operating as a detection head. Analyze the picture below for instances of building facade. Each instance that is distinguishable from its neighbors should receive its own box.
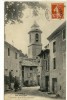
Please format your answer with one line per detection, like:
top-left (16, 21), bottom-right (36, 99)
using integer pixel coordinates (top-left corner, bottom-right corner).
top-left (20, 22), bottom-right (43, 86)
top-left (47, 22), bottom-right (66, 98)
top-left (38, 49), bottom-right (50, 92)
top-left (21, 58), bottom-right (38, 86)
top-left (38, 21), bottom-right (66, 98)
top-left (4, 41), bottom-right (23, 91)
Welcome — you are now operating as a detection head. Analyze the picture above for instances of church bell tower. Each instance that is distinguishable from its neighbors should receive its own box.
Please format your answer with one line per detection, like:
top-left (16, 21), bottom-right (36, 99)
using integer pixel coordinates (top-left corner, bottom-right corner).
top-left (28, 22), bottom-right (42, 59)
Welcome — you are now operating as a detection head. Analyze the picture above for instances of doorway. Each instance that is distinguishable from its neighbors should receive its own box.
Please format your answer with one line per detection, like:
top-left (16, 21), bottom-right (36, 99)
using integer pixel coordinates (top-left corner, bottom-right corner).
top-left (45, 76), bottom-right (49, 92)
top-left (52, 78), bottom-right (57, 93)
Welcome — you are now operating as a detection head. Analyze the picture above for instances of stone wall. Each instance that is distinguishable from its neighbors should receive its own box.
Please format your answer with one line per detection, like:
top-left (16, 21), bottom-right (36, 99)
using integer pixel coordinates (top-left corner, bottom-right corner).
top-left (23, 66), bottom-right (38, 86)
top-left (4, 42), bottom-right (22, 90)
top-left (49, 30), bottom-right (66, 97)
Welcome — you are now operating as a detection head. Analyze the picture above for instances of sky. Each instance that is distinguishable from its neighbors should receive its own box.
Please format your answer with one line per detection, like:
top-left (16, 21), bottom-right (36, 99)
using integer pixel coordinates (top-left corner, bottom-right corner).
top-left (5, 1), bottom-right (66, 55)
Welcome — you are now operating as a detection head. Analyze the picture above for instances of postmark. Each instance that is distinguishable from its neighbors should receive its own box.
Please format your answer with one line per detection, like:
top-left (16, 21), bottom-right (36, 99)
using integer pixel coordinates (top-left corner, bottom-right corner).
top-left (51, 3), bottom-right (64, 19)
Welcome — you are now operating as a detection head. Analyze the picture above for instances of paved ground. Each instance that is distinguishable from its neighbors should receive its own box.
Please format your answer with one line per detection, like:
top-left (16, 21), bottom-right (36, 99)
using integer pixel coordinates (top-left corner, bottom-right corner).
top-left (5, 86), bottom-right (65, 100)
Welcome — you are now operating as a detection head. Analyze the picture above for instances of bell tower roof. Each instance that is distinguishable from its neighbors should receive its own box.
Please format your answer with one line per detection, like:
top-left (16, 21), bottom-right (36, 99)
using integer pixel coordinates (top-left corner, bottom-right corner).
top-left (28, 21), bottom-right (42, 34)
top-left (28, 21), bottom-right (42, 59)
top-left (31, 21), bottom-right (39, 28)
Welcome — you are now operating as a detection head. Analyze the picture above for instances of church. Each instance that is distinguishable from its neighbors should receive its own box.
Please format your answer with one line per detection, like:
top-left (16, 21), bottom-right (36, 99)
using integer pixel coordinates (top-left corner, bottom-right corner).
top-left (21, 22), bottom-right (42, 86)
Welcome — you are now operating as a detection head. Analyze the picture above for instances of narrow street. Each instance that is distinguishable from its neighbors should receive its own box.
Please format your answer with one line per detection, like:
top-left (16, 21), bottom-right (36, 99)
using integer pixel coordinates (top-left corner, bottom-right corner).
top-left (5, 86), bottom-right (65, 100)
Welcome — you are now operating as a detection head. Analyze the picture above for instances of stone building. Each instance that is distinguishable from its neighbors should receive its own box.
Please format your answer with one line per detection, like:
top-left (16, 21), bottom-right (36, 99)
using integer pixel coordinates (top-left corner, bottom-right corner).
top-left (47, 21), bottom-right (66, 98)
top-left (20, 22), bottom-right (42, 86)
top-left (28, 21), bottom-right (42, 59)
top-left (4, 41), bottom-right (24, 91)
top-left (21, 58), bottom-right (38, 86)
top-left (38, 48), bottom-right (50, 92)
top-left (38, 21), bottom-right (66, 98)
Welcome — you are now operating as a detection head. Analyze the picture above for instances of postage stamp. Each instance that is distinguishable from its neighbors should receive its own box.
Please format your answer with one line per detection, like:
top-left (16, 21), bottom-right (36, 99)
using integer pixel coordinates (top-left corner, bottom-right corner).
top-left (51, 3), bottom-right (64, 19)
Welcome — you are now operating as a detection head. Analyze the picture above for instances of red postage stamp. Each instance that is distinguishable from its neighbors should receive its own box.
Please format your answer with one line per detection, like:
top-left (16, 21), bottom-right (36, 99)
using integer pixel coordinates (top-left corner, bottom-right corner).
top-left (51, 3), bottom-right (64, 19)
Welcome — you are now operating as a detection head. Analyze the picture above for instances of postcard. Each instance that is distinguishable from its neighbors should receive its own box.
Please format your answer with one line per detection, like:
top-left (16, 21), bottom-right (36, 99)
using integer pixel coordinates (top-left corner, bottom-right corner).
top-left (4, 0), bottom-right (66, 100)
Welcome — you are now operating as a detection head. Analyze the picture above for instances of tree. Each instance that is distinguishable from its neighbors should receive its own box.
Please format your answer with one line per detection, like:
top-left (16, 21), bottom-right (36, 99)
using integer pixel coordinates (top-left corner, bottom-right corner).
top-left (5, 2), bottom-right (49, 24)
top-left (5, 2), bottom-right (24, 24)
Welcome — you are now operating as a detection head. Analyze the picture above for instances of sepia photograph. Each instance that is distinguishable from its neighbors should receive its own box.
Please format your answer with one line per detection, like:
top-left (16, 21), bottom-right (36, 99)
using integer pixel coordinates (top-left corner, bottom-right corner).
top-left (4, 1), bottom-right (66, 100)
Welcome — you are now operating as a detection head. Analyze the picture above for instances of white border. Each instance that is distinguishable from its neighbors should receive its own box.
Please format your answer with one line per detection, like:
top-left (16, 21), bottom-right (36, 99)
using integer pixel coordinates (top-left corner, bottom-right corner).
top-left (0, 0), bottom-right (66, 100)
top-left (0, 0), bottom-right (4, 100)
top-left (3, 0), bottom-right (66, 1)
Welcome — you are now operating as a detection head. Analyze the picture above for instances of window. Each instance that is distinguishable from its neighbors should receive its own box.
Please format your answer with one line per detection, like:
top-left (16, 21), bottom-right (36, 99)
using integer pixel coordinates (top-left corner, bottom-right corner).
top-left (22, 66), bottom-right (24, 71)
top-left (60, 86), bottom-right (61, 90)
top-left (30, 67), bottom-right (33, 70)
top-left (62, 29), bottom-right (66, 40)
top-left (15, 52), bottom-right (17, 59)
top-left (22, 71), bottom-right (24, 77)
top-left (22, 66), bottom-right (24, 78)
top-left (53, 58), bottom-right (56, 69)
top-left (30, 34), bottom-right (31, 43)
top-left (35, 33), bottom-right (39, 42)
top-left (8, 48), bottom-right (10, 56)
top-left (63, 53), bottom-right (66, 70)
top-left (46, 60), bottom-right (48, 70)
top-left (10, 70), bottom-right (14, 77)
top-left (38, 60), bottom-right (40, 63)
top-left (53, 41), bottom-right (56, 53)
top-left (36, 56), bottom-right (38, 59)
top-left (45, 60), bottom-right (49, 71)
top-left (16, 70), bottom-right (18, 72)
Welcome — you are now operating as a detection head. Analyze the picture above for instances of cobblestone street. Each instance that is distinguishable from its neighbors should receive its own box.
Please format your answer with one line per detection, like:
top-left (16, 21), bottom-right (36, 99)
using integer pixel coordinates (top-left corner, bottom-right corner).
top-left (5, 86), bottom-right (65, 100)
